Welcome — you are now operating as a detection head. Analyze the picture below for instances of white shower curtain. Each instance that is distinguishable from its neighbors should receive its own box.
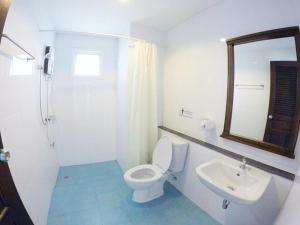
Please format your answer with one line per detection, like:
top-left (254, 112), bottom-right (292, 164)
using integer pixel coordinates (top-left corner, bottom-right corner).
top-left (127, 40), bottom-right (158, 168)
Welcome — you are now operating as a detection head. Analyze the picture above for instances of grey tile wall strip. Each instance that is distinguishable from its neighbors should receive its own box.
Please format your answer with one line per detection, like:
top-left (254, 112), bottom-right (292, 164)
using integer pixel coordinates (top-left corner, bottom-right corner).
top-left (159, 126), bottom-right (295, 181)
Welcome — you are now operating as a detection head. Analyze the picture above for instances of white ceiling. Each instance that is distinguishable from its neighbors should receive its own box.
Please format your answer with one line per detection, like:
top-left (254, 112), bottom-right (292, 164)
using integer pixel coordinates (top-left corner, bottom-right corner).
top-left (29, 0), bottom-right (224, 35)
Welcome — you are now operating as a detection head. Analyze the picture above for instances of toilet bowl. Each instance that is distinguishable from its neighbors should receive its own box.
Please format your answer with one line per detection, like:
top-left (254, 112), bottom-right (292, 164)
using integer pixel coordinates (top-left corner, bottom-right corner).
top-left (124, 136), bottom-right (188, 203)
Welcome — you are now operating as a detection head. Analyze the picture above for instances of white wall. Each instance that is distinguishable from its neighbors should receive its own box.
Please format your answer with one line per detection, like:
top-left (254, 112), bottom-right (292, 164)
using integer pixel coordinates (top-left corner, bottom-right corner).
top-left (274, 174), bottom-right (300, 225)
top-left (53, 33), bottom-right (118, 166)
top-left (116, 38), bottom-right (130, 171)
top-left (163, 0), bottom-right (300, 176)
top-left (162, 0), bottom-right (300, 224)
top-left (0, 1), bottom-right (59, 225)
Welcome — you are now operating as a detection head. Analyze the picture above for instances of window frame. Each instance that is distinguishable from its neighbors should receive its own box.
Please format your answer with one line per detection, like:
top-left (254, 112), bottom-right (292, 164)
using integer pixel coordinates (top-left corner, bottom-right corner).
top-left (72, 49), bottom-right (103, 78)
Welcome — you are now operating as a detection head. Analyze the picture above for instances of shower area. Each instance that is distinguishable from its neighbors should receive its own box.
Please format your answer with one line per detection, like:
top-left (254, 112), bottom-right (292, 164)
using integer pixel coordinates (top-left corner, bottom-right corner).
top-left (38, 31), bottom-right (161, 169)
top-left (0, 2), bottom-right (164, 222)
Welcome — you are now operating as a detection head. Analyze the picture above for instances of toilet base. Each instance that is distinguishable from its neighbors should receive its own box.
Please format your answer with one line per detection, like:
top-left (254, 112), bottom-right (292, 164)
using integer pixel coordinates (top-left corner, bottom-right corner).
top-left (132, 179), bottom-right (165, 203)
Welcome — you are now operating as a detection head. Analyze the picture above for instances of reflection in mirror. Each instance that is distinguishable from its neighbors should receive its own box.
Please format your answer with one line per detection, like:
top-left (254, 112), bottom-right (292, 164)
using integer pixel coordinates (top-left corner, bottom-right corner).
top-left (231, 37), bottom-right (297, 148)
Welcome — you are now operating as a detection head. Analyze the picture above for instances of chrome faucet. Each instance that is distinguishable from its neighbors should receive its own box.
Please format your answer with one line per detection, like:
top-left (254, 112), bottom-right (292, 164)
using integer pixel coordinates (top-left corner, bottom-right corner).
top-left (240, 157), bottom-right (247, 170)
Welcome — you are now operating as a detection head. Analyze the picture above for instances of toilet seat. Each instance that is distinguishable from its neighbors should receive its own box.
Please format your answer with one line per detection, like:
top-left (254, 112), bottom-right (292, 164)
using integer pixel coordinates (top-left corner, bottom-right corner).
top-left (124, 164), bottom-right (162, 184)
top-left (124, 136), bottom-right (173, 184)
top-left (152, 136), bottom-right (173, 173)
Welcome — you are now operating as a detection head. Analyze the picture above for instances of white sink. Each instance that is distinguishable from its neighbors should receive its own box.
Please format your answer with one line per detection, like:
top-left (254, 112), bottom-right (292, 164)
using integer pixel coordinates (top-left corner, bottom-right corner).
top-left (195, 158), bottom-right (272, 205)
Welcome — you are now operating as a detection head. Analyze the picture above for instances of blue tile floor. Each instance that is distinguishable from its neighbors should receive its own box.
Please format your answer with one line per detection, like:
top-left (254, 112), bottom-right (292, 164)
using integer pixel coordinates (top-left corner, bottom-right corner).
top-left (47, 161), bottom-right (220, 225)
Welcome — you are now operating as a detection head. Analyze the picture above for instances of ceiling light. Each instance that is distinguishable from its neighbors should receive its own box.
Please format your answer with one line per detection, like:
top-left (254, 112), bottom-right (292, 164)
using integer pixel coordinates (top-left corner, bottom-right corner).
top-left (220, 38), bottom-right (227, 42)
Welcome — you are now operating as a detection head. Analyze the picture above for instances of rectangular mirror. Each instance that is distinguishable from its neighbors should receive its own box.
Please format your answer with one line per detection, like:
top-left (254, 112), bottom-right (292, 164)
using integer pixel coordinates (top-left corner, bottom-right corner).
top-left (222, 27), bottom-right (300, 158)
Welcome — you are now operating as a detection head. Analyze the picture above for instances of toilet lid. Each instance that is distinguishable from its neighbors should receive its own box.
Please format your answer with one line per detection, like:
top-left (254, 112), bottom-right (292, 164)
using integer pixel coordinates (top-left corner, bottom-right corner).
top-left (152, 136), bottom-right (172, 173)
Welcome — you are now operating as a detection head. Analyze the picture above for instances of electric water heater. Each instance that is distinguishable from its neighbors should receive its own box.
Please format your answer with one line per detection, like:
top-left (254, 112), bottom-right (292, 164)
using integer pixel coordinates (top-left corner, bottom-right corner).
top-left (43, 46), bottom-right (55, 75)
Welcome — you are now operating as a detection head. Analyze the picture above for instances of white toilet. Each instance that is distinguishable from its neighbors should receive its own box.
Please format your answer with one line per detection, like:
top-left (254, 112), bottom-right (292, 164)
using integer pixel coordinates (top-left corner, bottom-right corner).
top-left (124, 136), bottom-right (189, 203)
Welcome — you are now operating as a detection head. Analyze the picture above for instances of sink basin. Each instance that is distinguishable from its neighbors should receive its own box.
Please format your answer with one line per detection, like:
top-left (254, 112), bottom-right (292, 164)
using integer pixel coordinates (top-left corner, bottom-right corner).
top-left (195, 159), bottom-right (272, 204)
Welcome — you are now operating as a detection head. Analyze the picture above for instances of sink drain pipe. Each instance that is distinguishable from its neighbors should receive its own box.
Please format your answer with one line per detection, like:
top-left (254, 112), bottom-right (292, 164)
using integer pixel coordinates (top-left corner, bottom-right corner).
top-left (222, 199), bottom-right (230, 209)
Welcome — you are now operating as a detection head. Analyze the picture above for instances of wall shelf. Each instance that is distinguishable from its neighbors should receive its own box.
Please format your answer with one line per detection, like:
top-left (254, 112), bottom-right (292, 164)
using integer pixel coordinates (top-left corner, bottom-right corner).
top-left (0, 34), bottom-right (35, 60)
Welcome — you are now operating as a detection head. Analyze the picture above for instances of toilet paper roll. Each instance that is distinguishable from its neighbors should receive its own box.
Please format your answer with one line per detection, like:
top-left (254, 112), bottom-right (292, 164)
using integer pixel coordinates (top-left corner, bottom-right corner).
top-left (200, 119), bottom-right (215, 131)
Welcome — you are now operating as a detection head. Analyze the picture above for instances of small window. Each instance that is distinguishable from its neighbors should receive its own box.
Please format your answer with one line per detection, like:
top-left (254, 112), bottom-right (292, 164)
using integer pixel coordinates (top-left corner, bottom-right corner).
top-left (10, 55), bottom-right (33, 76)
top-left (73, 50), bottom-right (102, 77)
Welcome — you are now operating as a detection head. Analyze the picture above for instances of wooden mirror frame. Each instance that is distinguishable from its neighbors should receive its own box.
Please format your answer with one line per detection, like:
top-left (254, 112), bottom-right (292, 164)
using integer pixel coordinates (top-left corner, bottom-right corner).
top-left (221, 27), bottom-right (300, 159)
top-left (0, 0), bottom-right (10, 43)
